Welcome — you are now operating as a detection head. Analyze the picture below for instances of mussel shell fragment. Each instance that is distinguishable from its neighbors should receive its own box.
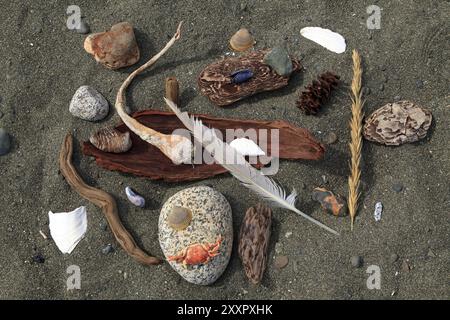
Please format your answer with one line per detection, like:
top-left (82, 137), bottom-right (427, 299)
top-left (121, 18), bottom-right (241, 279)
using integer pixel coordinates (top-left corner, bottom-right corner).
top-left (89, 127), bottom-right (132, 153)
top-left (230, 69), bottom-right (254, 84)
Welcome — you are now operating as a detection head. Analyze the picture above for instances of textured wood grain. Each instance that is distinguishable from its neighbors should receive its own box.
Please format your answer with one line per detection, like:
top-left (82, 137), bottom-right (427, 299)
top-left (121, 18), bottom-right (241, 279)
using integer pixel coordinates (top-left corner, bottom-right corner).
top-left (82, 110), bottom-right (325, 182)
top-left (238, 204), bottom-right (272, 284)
top-left (198, 49), bottom-right (301, 106)
top-left (60, 133), bottom-right (161, 266)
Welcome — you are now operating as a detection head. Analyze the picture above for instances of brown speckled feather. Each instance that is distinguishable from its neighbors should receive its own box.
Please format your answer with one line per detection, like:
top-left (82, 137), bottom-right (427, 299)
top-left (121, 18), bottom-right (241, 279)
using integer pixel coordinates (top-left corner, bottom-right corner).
top-left (198, 49), bottom-right (301, 106)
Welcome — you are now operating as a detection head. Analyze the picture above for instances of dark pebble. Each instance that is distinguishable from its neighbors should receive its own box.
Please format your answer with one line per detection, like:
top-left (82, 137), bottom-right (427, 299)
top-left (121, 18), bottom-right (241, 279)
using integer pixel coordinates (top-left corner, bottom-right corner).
top-left (390, 253), bottom-right (399, 263)
top-left (32, 253), bottom-right (45, 264)
top-left (102, 244), bottom-right (113, 254)
top-left (362, 87), bottom-right (371, 95)
top-left (325, 132), bottom-right (338, 144)
top-left (415, 80), bottom-right (424, 89)
top-left (76, 20), bottom-right (90, 34)
top-left (0, 110), bottom-right (3, 119)
top-left (392, 183), bottom-right (403, 193)
top-left (350, 255), bottom-right (363, 268)
top-left (321, 175), bottom-right (328, 184)
top-left (100, 222), bottom-right (108, 231)
top-left (0, 128), bottom-right (11, 156)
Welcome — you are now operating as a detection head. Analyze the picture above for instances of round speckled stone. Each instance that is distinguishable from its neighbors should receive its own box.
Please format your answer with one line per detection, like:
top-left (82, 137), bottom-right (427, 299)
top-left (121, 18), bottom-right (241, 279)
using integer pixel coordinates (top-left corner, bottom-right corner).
top-left (69, 85), bottom-right (109, 121)
top-left (158, 186), bottom-right (233, 285)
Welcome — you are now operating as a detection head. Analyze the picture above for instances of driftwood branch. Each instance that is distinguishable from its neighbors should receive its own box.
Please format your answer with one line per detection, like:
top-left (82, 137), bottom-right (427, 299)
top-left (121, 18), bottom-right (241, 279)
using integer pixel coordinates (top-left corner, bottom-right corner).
top-left (59, 133), bottom-right (161, 266)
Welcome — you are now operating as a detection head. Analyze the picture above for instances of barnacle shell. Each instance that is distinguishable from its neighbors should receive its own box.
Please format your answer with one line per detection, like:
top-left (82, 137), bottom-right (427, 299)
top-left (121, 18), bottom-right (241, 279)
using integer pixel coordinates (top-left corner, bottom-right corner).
top-left (167, 206), bottom-right (192, 231)
top-left (238, 203), bottom-right (272, 284)
top-left (229, 28), bottom-right (255, 52)
top-left (125, 187), bottom-right (145, 207)
top-left (89, 127), bottom-right (132, 153)
top-left (363, 100), bottom-right (432, 146)
top-left (312, 187), bottom-right (347, 217)
top-left (84, 22), bottom-right (140, 69)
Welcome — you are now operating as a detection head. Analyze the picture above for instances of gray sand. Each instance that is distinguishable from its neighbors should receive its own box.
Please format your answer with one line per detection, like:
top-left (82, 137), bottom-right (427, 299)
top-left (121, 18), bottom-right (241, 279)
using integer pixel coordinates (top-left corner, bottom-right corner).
top-left (0, 0), bottom-right (449, 299)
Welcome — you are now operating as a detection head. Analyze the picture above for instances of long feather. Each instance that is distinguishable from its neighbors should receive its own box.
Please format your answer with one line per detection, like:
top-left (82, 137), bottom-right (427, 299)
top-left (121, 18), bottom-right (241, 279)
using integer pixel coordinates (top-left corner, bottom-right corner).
top-left (164, 98), bottom-right (339, 236)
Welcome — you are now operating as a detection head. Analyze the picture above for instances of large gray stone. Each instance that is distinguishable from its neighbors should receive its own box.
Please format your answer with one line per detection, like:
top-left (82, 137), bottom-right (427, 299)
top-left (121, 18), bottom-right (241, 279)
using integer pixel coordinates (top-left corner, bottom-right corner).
top-left (158, 186), bottom-right (233, 285)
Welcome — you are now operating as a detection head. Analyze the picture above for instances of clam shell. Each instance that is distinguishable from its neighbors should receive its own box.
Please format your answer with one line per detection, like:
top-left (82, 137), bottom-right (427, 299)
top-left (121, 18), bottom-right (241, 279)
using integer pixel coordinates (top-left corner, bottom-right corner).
top-left (229, 28), bottom-right (255, 52)
top-left (167, 206), bottom-right (192, 230)
top-left (48, 206), bottom-right (87, 254)
top-left (89, 127), bottom-right (132, 153)
top-left (125, 187), bottom-right (145, 207)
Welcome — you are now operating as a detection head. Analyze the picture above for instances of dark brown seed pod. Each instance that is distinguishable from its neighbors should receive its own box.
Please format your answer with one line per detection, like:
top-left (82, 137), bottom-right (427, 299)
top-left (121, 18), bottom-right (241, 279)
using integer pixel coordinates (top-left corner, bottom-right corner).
top-left (296, 71), bottom-right (340, 115)
top-left (238, 203), bottom-right (272, 284)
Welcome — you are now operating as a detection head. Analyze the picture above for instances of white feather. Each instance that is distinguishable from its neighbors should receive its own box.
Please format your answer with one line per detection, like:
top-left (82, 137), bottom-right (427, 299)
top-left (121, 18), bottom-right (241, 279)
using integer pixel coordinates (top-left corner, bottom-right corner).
top-left (164, 98), bottom-right (339, 236)
top-left (300, 27), bottom-right (346, 54)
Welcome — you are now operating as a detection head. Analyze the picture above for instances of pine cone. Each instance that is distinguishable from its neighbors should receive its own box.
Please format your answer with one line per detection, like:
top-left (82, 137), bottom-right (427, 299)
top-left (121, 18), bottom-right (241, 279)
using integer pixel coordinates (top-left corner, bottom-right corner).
top-left (297, 72), bottom-right (340, 115)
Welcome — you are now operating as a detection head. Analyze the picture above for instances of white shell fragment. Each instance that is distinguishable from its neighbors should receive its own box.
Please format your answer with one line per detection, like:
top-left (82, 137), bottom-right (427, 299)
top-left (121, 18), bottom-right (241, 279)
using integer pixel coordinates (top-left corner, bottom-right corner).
top-left (125, 187), bottom-right (145, 208)
top-left (229, 138), bottom-right (265, 156)
top-left (300, 27), bottom-right (346, 54)
top-left (48, 206), bottom-right (87, 254)
top-left (374, 202), bottom-right (383, 222)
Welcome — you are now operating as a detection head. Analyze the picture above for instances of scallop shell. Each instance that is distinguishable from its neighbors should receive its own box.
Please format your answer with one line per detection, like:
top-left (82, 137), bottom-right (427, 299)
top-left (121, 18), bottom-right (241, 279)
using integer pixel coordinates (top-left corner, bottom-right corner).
top-left (89, 127), bottom-right (132, 153)
top-left (48, 206), bottom-right (87, 254)
top-left (363, 100), bottom-right (432, 146)
top-left (229, 28), bottom-right (255, 52)
top-left (125, 187), bottom-right (145, 207)
top-left (167, 206), bottom-right (192, 231)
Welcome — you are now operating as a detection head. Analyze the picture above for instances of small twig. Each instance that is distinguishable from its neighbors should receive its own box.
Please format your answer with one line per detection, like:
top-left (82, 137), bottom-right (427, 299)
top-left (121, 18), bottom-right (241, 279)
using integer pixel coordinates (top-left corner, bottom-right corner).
top-left (59, 133), bottom-right (161, 265)
top-left (348, 49), bottom-right (364, 230)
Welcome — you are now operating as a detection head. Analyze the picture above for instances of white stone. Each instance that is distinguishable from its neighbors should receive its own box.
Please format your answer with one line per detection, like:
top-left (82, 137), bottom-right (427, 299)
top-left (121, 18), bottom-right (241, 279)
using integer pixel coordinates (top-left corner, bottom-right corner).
top-left (69, 86), bottom-right (109, 121)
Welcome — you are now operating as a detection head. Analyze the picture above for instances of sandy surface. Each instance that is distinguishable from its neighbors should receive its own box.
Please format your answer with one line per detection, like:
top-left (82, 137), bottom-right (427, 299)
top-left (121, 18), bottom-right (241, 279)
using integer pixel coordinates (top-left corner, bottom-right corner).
top-left (0, 0), bottom-right (449, 299)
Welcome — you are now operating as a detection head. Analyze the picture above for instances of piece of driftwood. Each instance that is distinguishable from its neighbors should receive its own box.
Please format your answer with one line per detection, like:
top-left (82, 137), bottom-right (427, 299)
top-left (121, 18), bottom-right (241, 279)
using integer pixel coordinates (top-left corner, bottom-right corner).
top-left (238, 204), bottom-right (272, 284)
top-left (60, 133), bottom-right (161, 266)
top-left (82, 110), bottom-right (325, 182)
top-left (198, 49), bottom-right (301, 106)
top-left (165, 77), bottom-right (179, 108)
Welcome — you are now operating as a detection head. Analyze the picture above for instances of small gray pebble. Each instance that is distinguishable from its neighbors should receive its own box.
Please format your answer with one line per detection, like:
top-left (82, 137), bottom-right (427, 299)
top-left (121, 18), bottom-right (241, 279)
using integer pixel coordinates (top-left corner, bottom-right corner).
top-left (350, 256), bottom-right (363, 268)
top-left (102, 244), bottom-right (113, 254)
top-left (415, 79), bottom-right (424, 89)
top-left (100, 222), bottom-right (108, 231)
top-left (427, 249), bottom-right (436, 258)
top-left (325, 132), bottom-right (338, 144)
top-left (362, 87), bottom-right (371, 95)
top-left (394, 95), bottom-right (402, 101)
top-left (76, 20), bottom-right (90, 34)
top-left (0, 128), bottom-right (11, 156)
top-left (390, 253), bottom-right (399, 263)
top-left (379, 84), bottom-right (384, 91)
top-left (240, 3), bottom-right (247, 11)
top-left (392, 183), bottom-right (403, 192)
top-left (321, 175), bottom-right (328, 184)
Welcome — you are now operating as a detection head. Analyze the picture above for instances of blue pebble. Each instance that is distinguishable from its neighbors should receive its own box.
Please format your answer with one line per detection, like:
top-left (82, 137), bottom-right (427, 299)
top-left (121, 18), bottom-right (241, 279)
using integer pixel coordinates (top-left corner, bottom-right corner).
top-left (231, 69), bottom-right (253, 84)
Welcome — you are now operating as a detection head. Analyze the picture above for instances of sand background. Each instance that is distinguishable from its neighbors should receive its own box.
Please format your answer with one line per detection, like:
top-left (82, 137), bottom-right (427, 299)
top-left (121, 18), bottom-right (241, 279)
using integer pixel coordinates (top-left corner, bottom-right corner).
top-left (0, 0), bottom-right (448, 299)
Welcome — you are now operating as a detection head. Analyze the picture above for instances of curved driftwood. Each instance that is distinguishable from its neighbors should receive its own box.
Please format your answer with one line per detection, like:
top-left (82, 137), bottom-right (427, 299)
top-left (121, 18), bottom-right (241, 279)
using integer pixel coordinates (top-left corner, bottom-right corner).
top-left (59, 133), bottom-right (161, 266)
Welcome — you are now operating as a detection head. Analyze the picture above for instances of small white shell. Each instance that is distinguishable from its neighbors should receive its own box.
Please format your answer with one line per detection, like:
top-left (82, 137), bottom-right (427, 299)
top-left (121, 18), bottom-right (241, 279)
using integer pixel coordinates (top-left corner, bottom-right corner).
top-left (300, 27), bottom-right (346, 54)
top-left (48, 206), bottom-right (87, 254)
top-left (125, 187), bottom-right (145, 208)
top-left (230, 138), bottom-right (265, 156)
top-left (374, 202), bottom-right (383, 222)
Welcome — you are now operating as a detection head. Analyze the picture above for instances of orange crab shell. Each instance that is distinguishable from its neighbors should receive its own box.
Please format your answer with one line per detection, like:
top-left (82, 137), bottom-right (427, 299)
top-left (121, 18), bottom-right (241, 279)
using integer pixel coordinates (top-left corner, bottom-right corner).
top-left (168, 236), bottom-right (223, 266)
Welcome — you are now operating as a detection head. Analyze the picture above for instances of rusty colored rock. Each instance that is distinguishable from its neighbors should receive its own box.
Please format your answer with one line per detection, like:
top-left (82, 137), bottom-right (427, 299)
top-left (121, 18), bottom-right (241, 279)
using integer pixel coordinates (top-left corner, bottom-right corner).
top-left (312, 187), bottom-right (348, 217)
top-left (82, 110), bottom-right (325, 182)
top-left (238, 204), bottom-right (272, 284)
top-left (363, 100), bottom-right (432, 146)
top-left (198, 49), bottom-right (301, 107)
top-left (84, 22), bottom-right (140, 69)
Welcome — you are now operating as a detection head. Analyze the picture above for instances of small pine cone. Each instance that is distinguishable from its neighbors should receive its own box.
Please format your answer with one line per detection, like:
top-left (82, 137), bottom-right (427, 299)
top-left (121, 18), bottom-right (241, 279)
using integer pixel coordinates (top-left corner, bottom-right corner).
top-left (297, 72), bottom-right (340, 115)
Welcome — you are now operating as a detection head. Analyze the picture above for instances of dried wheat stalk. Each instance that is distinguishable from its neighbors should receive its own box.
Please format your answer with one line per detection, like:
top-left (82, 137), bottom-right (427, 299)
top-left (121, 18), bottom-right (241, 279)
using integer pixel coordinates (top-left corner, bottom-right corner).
top-left (348, 50), bottom-right (364, 230)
